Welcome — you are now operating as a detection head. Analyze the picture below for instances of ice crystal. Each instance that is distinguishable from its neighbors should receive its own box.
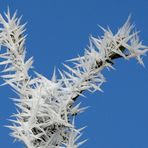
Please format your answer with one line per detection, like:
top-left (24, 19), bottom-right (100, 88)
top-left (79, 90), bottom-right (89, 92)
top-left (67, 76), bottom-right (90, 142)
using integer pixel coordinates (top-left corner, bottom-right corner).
top-left (0, 9), bottom-right (147, 148)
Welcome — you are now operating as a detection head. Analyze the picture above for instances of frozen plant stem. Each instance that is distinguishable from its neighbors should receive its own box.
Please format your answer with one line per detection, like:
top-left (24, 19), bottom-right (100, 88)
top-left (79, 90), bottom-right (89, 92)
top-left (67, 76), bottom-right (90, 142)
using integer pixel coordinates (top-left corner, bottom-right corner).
top-left (0, 9), bottom-right (148, 148)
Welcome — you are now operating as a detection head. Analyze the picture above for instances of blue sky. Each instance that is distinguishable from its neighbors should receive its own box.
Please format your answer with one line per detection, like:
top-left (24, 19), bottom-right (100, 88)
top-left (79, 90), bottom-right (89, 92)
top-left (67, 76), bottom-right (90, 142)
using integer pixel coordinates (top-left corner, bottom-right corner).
top-left (0, 0), bottom-right (148, 148)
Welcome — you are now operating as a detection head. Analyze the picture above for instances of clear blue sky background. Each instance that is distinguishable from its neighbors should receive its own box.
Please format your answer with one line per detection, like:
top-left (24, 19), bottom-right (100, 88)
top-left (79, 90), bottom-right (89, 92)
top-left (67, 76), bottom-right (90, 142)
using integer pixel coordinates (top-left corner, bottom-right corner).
top-left (0, 0), bottom-right (148, 148)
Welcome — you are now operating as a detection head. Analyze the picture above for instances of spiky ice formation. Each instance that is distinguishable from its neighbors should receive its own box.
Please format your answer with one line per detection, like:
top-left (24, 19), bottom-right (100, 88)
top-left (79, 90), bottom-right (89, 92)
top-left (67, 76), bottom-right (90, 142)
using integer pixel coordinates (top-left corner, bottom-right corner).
top-left (0, 9), bottom-right (147, 148)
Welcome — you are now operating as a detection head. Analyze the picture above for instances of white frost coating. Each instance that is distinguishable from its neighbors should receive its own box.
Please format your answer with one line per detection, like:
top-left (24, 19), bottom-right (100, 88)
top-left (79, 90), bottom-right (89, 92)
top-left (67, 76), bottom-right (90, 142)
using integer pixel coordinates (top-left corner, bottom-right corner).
top-left (0, 9), bottom-right (147, 148)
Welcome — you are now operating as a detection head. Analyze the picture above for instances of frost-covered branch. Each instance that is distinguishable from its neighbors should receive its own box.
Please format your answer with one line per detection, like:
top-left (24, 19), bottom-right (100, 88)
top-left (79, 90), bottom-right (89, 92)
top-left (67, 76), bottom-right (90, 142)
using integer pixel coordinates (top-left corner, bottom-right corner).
top-left (0, 10), bottom-right (147, 148)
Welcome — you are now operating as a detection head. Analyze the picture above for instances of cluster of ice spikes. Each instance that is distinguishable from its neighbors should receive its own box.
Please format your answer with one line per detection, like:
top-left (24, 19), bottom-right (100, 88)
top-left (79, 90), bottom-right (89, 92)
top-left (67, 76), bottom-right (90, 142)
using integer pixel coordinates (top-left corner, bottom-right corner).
top-left (0, 9), bottom-right (147, 148)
